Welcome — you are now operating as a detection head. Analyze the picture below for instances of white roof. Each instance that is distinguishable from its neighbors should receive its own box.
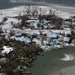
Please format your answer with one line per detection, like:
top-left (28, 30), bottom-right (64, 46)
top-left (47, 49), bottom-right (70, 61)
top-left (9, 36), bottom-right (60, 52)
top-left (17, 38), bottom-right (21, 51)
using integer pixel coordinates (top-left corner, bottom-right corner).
top-left (26, 20), bottom-right (39, 23)
top-left (33, 38), bottom-right (41, 45)
top-left (64, 37), bottom-right (70, 42)
top-left (2, 46), bottom-right (13, 54)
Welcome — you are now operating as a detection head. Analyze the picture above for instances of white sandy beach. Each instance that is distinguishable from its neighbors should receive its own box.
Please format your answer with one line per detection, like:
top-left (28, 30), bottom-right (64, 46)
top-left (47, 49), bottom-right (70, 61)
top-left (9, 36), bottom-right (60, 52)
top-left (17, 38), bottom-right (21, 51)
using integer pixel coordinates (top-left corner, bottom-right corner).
top-left (0, 4), bottom-right (75, 20)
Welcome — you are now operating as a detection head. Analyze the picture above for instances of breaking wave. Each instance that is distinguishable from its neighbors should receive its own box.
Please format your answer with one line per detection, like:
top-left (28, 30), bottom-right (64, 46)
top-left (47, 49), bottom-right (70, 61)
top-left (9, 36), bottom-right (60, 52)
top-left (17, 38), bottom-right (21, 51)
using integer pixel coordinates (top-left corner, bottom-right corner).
top-left (60, 54), bottom-right (74, 61)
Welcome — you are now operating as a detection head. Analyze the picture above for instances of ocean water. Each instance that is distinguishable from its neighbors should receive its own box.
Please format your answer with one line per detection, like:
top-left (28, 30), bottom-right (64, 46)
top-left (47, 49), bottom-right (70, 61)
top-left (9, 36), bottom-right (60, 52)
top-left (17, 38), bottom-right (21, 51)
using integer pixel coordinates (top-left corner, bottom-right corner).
top-left (27, 47), bottom-right (75, 75)
top-left (0, 0), bottom-right (75, 9)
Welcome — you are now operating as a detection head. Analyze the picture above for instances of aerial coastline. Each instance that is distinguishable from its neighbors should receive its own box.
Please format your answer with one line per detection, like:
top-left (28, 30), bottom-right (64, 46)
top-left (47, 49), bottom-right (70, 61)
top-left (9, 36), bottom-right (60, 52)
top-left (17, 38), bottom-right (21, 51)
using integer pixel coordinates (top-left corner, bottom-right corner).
top-left (0, 1), bottom-right (75, 75)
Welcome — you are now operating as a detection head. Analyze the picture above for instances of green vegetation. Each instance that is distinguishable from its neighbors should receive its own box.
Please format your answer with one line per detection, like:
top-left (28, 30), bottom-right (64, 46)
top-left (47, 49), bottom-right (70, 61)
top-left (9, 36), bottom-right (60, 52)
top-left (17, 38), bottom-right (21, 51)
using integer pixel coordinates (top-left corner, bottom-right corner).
top-left (0, 39), bottom-right (43, 75)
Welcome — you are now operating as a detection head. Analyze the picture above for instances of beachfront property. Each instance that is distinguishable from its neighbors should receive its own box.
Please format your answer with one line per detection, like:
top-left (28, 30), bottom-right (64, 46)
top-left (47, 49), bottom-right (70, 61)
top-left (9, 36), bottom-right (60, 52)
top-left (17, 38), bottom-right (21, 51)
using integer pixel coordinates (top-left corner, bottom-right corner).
top-left (0, 4), bottom-right (75, 75)
top-left (0, 5), bottom-right (75, 48)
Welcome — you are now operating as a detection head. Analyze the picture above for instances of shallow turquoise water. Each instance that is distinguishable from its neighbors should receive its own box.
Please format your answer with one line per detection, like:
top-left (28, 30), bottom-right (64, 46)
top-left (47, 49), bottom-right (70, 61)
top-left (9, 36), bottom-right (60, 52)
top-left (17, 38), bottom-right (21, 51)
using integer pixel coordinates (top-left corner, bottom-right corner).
top-left (27, 47), bottom-right (75, 75)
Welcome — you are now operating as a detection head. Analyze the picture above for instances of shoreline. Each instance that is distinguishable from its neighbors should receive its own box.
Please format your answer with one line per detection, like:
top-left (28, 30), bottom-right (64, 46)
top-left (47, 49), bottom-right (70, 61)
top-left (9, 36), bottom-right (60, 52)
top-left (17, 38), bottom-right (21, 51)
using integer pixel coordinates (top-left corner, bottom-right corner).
top-left (27, 46), bottom-right (75, 75)
top-left (1, 2), bottom-right (75, 75)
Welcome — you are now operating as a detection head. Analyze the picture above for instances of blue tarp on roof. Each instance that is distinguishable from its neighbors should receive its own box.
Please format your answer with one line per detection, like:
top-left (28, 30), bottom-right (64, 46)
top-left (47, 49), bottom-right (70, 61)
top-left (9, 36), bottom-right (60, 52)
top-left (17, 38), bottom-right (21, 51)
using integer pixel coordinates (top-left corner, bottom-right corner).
top-left (34, 21), bottom-right (40, 25)
top-left (48, 31), bottom-right (58, 38)
top-left (50, 39), bottom-right (59, 45)
top-left (63, 24), bottom-right (71, 28)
